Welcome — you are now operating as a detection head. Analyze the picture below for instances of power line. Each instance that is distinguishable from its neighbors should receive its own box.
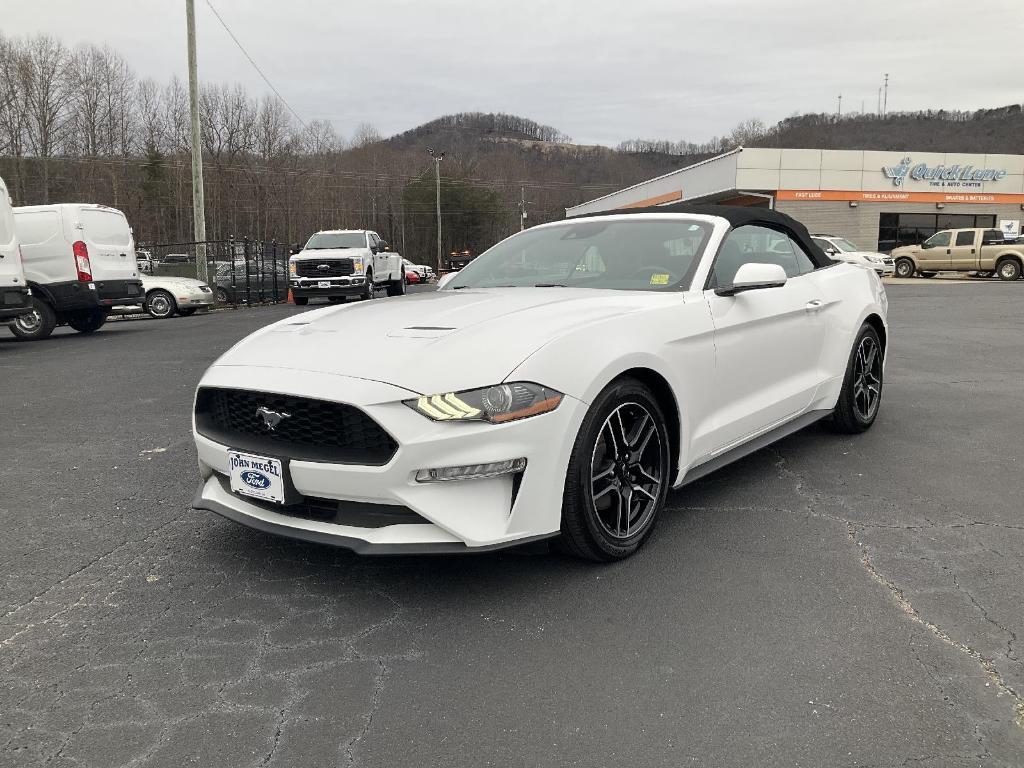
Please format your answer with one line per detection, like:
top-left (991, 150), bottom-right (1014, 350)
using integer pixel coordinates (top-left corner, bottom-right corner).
top-left (203, 0), bottom-right (308, 129)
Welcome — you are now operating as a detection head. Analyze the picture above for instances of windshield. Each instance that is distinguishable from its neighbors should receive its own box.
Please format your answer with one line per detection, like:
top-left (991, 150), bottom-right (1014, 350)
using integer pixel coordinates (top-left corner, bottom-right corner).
top-left (304, 232), bottom-right (367, 250)
top-left (831, 237), bottom-right (859, 252)
top-left (446, 218), bottom-right (713, 291)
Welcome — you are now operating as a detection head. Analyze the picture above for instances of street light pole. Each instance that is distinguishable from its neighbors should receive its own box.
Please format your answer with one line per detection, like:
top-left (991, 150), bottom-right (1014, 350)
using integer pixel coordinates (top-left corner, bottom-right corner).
top-left (427, 148), bottom-right (444, 269)
top-left (185, 0), bottom-right (208, 282)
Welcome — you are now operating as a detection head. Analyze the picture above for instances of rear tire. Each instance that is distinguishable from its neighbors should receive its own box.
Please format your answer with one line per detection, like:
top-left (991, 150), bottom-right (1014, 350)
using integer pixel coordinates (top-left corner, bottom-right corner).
top-left (830, 323), bottom-right (884, 434)
top-left (894, 258), bottom-right (915, 278)
top-left (10, 296), bottom-right (57, 341)
top-left (559, 377), bottom-right (671, 561)
top-left (996, 258), bottom-right (1021, 281)
top-left (66, 308), bottom-right (108, 334)
top-left (293, 296), bottom-right (309, 306)
top-left (145, 289), bottom-right (177, 319)
top-left (386, 273), bottom-right (406, 297)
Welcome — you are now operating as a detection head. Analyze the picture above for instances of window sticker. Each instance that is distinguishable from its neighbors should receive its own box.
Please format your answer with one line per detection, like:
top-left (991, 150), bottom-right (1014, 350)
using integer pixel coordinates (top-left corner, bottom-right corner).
top-left (650, 273), bottom-right (670, 285)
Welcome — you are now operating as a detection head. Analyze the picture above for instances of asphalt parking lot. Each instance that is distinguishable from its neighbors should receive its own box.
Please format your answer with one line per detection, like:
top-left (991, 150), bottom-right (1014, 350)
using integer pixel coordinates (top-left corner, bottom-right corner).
top-left (2, 282), bottom-right (1022, 768)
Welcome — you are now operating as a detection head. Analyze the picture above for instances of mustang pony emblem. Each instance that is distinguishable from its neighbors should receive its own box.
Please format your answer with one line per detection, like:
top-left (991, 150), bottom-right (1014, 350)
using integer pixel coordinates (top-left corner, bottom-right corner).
top-left (255, 406), bottom-right (291, 431)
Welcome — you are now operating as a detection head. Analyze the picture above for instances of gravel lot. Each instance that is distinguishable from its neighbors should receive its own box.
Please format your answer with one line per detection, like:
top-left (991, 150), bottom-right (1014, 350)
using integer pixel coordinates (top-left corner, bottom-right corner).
top-left (2, 283), bottom-right (1022, 767)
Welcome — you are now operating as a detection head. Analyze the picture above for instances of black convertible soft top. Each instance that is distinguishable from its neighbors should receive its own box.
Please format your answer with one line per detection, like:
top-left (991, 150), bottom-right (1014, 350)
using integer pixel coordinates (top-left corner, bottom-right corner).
top-left (571, 202), bottom-right (830, 267)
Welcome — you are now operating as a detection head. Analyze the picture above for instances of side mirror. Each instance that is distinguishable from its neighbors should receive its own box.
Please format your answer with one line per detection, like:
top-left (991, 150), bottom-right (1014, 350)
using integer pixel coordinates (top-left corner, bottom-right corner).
top-left (715, 262), bottom-right (788, 297)
top-left (370, 245), bottom-right (379, 254)
top-left (825, 247), bottom-right (838, 256)
top-left (921, 241), bottom-right (933, 249)
top-left (437, 272), bottom-right (456, 289)
top-left (380, 243), bottom-right (392, 252)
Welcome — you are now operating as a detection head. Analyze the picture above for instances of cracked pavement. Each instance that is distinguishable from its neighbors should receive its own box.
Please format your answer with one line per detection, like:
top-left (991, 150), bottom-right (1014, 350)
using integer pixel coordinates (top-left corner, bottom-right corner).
top-left (1, 282), bottom-right (1022, 767)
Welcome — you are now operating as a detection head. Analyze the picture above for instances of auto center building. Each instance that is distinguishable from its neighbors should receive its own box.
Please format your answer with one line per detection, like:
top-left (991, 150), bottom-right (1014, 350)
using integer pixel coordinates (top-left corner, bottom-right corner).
top-left (566, 148), bottom-right (1024, 252)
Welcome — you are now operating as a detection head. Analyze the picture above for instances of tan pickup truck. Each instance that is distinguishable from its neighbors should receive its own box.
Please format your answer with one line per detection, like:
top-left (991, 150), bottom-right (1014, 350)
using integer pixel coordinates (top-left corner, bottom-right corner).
top-left (891, 228), bottom-right (1023, 280)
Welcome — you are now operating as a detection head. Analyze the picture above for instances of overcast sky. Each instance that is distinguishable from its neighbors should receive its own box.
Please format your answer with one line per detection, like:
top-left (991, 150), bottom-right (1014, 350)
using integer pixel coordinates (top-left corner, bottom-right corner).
top-left (5, 0), bottom-right (1023, 146)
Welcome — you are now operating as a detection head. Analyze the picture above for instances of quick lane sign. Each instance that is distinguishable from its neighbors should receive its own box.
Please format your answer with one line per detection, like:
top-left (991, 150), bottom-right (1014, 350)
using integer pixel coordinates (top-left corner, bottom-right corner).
top-left (883, 156), bottom-right (1008, 189)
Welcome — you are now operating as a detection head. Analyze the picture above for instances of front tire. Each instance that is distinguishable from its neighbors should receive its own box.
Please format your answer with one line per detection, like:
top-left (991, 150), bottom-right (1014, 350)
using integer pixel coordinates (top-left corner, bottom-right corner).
top-left (559, 378), bottom-right (671, 561)
top-left (145, 289), bottom-right (177, 319)
top-left (10, 296), bottom-right (57, 341)
top-left (66, 308), bottom-right (108, 333)
top-left (831, 323), bottom-right (884, 434)
top-left (894, 258), bottom-right (915, 278)
top-left (292, 296), bottom-right (309, 306)
top-left (362, 272), bottom-right (374, 301)
top-left (996, 258), bottom-right (1021, 281)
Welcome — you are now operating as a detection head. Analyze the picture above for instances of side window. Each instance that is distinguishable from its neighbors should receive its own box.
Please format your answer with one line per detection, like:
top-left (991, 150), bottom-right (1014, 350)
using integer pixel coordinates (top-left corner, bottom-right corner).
top-left (925, 231), bottom-right (951, 248)
top-left (955, 231), bottom-right (974, 247)
top-left (710, 225), bottom-right (815, 287)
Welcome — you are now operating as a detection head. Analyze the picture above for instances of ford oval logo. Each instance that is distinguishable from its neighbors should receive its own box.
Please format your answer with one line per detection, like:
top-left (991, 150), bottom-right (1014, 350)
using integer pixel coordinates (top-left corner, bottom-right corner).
top-left (241, 470), bottom-right (271, 490)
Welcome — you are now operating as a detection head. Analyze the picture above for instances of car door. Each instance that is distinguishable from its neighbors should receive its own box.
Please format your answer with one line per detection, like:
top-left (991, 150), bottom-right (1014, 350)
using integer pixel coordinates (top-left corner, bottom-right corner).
top-left (367, 232), bottom-right (384, 279)
top-left (702, 225), bottom-right (829, 453)
top-left (948, 230), bottom-right (978, 270)
top-left (917, 230), bottom-right (953, 271)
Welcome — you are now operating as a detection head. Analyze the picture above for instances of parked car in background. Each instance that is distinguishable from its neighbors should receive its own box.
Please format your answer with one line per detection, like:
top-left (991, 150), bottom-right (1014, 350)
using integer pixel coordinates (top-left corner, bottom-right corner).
top-left (891, 228), bottom-right (1024, 280)
top-left (288, 229), bottom-right (405, 305)
top-left (136, 249), bottom-right (155, 274)
top-left (0, 175), bottom-right (33, 330)
top-left (812, 235), bottom-right (895, 277)
top-left (405, 269), bottom-right (421, 285)
top-left (141, 274), bottom-right (214, 318)
top-left (159, 252), bottom-right (193, 265)
top-left (214, 260), bottom-right (288, 304)
top-left (10, 203), bottom-right (143, 340)
top-left (403, 259), bottom-right (434, 281)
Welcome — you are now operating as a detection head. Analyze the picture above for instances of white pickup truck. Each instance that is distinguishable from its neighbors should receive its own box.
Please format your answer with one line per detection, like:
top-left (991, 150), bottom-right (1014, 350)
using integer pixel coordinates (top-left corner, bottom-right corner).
top-left (288, 229), bottom-right (406, 305)
top-left (891, 228), bottom-right (1024, 281)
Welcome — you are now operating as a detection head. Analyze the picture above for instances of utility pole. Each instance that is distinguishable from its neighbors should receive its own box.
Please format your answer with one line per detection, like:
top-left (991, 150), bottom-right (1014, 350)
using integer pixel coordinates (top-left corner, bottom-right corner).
top-left (877, 87), bottom-right (882, 115)
top-left (837, 94), bottom-right (842, 118)
top-left (518, 186), bottom-right (529, 231)
top-left (883, 73), bottom-right (889, 117)
top-left (186, 0), bottom-right (208, 282)
top-left (427, 148), bottom-right (444, 269)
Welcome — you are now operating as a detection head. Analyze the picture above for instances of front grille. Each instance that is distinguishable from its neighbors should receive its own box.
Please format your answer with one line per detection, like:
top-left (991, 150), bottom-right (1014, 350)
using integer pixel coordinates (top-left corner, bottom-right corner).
top-left (195, 387), bottom-right (397, 465)
top-left (296, 259), bottom-right (354, 277)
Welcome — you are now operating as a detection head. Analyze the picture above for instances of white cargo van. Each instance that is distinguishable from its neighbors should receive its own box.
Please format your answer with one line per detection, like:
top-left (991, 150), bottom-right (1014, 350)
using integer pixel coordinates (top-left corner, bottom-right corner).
top-left (11, 203), bottom-right (144, 340)
top-left (0, 176), bottom-right (32, 328)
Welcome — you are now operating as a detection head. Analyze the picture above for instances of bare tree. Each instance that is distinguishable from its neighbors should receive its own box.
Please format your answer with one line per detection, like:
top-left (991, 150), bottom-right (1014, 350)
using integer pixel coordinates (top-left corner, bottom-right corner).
top-left (19, 35), bottom-right (72, 202)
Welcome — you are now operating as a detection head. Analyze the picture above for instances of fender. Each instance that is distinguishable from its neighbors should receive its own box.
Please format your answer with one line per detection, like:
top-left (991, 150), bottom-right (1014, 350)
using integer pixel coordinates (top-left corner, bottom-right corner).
top-left (26, 280), bottom-right (55, 306)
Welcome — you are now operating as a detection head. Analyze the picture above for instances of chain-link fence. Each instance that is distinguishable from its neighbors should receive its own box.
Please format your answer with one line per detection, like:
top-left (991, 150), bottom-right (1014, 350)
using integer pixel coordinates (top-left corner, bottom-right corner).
top-left (137, 237), bottom-right (291, 306)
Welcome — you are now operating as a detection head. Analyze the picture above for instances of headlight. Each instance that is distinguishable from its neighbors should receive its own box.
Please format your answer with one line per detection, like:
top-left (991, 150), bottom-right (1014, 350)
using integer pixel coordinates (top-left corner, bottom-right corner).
top-left (405, 382), bottom-right (563, 423)
top-left (352, 258), bottom-right (365, 274)
top-left (288, 262), bottom-right (297, 276)
top-left (866, 255), bottom-right (883, 264)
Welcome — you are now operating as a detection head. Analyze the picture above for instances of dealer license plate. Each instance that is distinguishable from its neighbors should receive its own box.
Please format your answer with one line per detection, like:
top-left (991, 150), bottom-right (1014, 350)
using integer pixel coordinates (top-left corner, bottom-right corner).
top-left (317, 281), bottom-right (331, 288)
top-left (228, 451), bottom-right (286, 504)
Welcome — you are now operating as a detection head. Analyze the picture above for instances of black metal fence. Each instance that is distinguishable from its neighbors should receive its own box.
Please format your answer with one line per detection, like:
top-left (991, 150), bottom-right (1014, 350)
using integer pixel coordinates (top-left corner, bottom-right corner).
top-left (138, 237), bottom-right (291, 306)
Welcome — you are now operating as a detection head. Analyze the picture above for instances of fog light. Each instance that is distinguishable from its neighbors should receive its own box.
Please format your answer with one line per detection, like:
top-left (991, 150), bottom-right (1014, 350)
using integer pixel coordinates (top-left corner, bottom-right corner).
top-left (415, 458), bottom-right (527, 483)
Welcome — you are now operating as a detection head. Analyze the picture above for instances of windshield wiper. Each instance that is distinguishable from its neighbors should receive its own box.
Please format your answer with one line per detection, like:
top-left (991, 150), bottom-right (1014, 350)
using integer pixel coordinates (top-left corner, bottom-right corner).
top-left (533, 283), bottom-right (567, 287)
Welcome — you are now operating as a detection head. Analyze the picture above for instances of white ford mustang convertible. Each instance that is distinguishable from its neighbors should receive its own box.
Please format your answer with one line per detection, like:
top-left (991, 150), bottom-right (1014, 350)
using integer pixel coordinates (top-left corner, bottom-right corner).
top-left (192, 204), bottom-right (888, 560)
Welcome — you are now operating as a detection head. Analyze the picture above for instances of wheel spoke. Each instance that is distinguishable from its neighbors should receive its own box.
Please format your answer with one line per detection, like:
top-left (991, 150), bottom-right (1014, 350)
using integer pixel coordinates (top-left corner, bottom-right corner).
top-left (634, 485), bottom-right (657, 502)
top-left (593, 481), bottom-right (617, 503)
top-left (636, 466), bottom-right (660, 485)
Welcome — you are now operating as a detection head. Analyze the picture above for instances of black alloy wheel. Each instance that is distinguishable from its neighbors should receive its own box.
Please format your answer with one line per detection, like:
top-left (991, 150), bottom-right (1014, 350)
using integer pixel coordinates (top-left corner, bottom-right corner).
top-left (559, 378), bottom-right (671, 561)
top-left (831, 323), bottom-right (884, 433)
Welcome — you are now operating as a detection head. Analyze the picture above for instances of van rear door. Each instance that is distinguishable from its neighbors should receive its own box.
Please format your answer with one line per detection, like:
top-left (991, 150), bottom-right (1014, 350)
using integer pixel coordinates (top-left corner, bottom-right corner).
top-left (0, 178), bottom-right (24, 288)
top-left (78, 207), bottom-right (137, 281)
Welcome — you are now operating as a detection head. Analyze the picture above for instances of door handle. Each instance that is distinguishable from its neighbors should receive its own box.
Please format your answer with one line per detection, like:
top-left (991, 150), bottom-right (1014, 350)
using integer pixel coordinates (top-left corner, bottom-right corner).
top-left (805, 299), bottom-right (825, 312)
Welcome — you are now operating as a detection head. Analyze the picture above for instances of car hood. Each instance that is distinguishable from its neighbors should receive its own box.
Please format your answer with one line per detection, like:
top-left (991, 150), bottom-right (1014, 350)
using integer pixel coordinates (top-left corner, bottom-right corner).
top-left (142, 276), bottom-right (207, 289)
top-left (890, 245), bottom-right (919, 257)
top-left (214, 288), bottom-right (662, 395)
top-left (292, 248), bottom-right (371, 261)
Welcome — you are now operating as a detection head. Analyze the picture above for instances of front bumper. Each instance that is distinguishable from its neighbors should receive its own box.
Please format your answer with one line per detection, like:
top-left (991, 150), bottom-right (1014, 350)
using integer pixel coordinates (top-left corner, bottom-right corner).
top-left (191, 367), bottom-right (586, 553)
top-left (176, 290), bottom-right (215, 309)
top-left (290, 276), bottom-right (368, 297)
top-left (0, 286), bottom-right (32, 320)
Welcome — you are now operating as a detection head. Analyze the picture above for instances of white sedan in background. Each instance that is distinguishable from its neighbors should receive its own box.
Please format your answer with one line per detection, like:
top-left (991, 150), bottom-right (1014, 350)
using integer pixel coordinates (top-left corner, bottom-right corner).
top-left (192, 205), bottom-right (888, 561)
top-left (812, 234), bottom-right (895, 277)
top-left (140, 275), bottom-right (214, 318)
top-left (403, 259), bottom-right (434, 281)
